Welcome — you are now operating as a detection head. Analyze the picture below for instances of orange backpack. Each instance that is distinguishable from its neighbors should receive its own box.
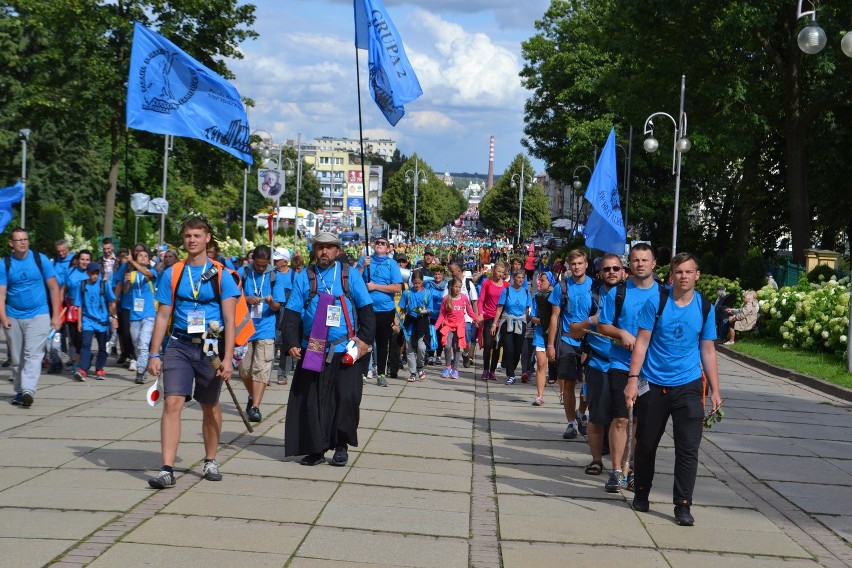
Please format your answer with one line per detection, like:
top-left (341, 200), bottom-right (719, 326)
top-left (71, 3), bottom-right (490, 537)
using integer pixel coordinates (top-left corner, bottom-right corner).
top-left (169, 260), bottom-right (255, 346)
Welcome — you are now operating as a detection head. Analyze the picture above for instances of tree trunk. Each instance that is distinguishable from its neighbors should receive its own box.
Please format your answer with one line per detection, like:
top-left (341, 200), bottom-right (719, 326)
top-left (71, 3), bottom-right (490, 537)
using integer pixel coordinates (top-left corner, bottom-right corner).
top-left (103, 115), bottom-right (121, 237)
top-left (784, 128), bottom-right (810, 265)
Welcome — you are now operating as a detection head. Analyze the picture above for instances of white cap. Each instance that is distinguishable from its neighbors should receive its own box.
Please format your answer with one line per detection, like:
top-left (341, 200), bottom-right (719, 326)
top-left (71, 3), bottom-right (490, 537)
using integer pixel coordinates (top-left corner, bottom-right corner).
top-left (273, 248), bottom-right (291, 261)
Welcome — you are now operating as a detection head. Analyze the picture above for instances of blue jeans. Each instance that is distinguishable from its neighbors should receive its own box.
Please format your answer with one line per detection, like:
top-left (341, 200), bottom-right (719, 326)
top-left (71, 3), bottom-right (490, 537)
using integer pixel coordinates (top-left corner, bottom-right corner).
top-left (129, 317), bottom-right (155, 372)
top-left (79, 330), bottom-right (108, 373)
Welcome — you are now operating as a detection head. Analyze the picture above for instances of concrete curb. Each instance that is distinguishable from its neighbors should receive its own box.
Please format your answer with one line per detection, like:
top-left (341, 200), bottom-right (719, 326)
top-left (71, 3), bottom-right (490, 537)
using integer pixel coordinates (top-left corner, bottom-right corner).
top-left (717, 344), bottom-right (852, 403)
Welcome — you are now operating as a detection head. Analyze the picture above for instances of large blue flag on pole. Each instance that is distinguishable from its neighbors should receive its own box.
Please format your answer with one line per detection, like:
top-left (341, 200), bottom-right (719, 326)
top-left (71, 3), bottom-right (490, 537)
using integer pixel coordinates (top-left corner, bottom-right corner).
top-left (583, 128), bottom-right (626, 254)
top-left (126, 23), bottom-right (252, 164)
top-left (354, 0), bottom-right (423, 126)
top-left (0, 181), bottom-right (24, 233)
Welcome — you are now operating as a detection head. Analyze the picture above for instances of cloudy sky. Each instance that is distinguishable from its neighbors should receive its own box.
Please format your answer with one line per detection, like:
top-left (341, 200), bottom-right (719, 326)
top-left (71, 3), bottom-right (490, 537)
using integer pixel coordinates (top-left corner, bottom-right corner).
top-left (228, 0), bottom-right (550, 176)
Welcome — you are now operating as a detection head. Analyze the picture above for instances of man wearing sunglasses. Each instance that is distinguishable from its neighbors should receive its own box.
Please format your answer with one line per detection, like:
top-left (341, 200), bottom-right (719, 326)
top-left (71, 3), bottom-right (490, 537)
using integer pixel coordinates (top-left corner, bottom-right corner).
top-left (569, 253), bottom-right (624, 486)
top-left (358, 238), bottom-right (403, 387)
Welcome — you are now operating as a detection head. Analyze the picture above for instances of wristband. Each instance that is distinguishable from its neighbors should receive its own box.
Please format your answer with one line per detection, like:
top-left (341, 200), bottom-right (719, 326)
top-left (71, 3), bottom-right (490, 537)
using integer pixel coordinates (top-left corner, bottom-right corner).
top-left (588, 317), bottom-right (593, 326)
top-left (149, 353), bottom-right (161, 359)
top-left (628, 374), bottom-right (639, 379)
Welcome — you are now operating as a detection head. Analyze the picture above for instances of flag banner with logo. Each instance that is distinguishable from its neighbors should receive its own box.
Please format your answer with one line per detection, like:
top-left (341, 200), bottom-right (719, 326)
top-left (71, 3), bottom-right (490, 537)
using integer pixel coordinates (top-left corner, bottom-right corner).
top-left (583, 128), bottom-right (626, 254)
top-left (126, 22), bottom-right (252, 164)
top-left (354, 0), bottom-right (423, 126)
top-left (0, 181), bottom-right (24, 233)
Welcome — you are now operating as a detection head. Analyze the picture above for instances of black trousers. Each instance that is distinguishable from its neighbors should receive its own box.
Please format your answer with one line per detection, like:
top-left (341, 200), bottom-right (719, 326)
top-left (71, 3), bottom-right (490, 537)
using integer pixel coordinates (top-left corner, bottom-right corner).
top-left (500, 327), bottom-right (524, 377)
top-left (117, 308), bottom-right (135, 360)
top-left (373, 310), bottom-right (396, 376)
top-left (481, 318), bottom-right (500, 372)
top-left (634, 377), bottom-right (704, 506)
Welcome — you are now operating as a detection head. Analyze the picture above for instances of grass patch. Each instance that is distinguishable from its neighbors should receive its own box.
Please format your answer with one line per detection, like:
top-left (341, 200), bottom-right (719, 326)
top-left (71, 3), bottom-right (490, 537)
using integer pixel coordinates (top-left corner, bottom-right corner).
top-left (728, 336), bottom-right (852, 389)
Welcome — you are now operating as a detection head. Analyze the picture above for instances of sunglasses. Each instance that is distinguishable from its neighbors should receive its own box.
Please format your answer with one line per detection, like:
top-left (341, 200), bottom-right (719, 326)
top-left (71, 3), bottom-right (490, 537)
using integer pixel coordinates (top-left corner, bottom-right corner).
top-left (374, 241), bottom-right (388, 246)
top-left (601, 266), bottom-right (622, 273)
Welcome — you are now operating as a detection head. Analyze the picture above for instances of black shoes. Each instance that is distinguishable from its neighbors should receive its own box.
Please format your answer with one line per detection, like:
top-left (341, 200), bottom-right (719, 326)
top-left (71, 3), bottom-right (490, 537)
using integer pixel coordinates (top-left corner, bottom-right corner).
top-left (300, 453), bottom-right (325, 466)
top-left (330, 446), bottom-right (348, 467)
top-left (632, 493), bottom-right (650, 512)
top-left (674, 504), bottom-right (694, 526)
top-left (248, 406), bottom-right (262, 422)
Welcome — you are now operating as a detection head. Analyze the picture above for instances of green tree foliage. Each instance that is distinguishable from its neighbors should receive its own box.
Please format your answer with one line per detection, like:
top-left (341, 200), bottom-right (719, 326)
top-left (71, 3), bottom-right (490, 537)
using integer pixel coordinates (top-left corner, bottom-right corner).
top-left (380, 154), bottom-right (466, 235)
top-left (478, 154), bottom-right (550, 241)
top-left (520, 0), bottom-right (852, 266)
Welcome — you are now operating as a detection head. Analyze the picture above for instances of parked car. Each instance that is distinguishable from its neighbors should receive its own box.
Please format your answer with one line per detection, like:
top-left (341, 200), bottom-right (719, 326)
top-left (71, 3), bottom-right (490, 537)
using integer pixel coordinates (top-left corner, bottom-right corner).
top-left (547, 237), bottom-right (566, 250)
top-left (338, 231), bottom-right (362, 247)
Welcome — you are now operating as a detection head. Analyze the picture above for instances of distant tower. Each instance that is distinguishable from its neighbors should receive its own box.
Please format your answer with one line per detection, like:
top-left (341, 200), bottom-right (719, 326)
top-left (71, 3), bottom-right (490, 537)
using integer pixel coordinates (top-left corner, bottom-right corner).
top-left (486, 135), bottom-right (495, 190)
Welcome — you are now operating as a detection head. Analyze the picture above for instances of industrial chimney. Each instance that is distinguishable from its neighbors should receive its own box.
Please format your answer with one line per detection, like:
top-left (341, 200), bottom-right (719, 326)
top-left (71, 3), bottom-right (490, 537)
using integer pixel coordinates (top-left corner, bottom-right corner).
top-left (486, 135), bottom-right (494, 190)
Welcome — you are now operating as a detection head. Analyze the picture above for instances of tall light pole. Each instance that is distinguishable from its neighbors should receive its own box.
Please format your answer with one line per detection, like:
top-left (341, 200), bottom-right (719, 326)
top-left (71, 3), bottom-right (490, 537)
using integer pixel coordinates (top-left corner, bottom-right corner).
top-left (642, 74), bottom-right (691, 257)
top-left (615, 126), bottom-right (633, 232)
top-left (511, 161), bottom-right (533, 246)
top-left (294, 132), bottom-right (303, 244)
top-left (571, 165), bottom-right (592, 235)
top-left (405, 158), bottom-right (427, 242)
top-left (18, 129), bottom-right (30, 229)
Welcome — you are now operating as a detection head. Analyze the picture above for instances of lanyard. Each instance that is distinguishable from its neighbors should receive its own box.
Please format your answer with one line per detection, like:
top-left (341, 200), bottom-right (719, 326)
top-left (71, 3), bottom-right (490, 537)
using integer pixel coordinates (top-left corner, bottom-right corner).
top-left (250, 270), bottom-right (266, 297)
top-left (316, 263), bottom-right (337, 295)
top-left (135, 271), bottom-right (146, 295)
top-left (186, 261), bottom-right (209, 301)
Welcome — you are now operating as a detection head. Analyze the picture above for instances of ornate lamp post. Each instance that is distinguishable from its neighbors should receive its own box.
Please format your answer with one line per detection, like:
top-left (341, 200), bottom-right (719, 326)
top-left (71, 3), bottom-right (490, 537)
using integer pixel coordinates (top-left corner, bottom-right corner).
top-left (571, 165), bottom-right (593, 235)
top-left (405, 158), bottom-right (427, 242)
top-left (511, 161), bottom-right (534, 246)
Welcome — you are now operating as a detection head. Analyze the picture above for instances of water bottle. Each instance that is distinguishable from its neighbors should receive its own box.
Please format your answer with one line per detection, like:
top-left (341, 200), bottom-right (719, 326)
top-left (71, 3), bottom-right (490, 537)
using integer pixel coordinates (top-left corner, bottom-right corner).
top-left (342, 339), bottom-right (360, 366)
top-left (47, 328), bottom-right (57, 342)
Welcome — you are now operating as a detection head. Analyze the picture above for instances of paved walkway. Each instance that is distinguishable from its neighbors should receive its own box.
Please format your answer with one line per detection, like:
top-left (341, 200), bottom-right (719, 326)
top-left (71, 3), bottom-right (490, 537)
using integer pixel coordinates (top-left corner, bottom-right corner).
top-left (0, 350), bottom-right (850, 567)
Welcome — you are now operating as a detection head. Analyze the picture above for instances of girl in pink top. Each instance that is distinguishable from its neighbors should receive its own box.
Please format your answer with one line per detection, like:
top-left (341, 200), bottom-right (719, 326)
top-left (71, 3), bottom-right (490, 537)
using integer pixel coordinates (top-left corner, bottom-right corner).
top-left (477, 261), bottom-right (510, 380)
top-left (435, 278), bottom-right (478, 379)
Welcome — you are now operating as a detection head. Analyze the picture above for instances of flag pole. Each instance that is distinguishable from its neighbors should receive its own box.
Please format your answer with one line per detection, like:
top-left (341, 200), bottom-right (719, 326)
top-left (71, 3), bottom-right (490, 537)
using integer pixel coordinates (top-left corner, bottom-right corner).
top-left (354, 44), bottom-right (371, 256)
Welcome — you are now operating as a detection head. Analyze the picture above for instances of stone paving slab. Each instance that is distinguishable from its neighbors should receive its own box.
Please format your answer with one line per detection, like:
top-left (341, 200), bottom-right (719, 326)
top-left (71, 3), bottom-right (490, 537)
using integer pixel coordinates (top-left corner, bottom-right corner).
top-left (317, 484), bottom-right (470, 537)
top-left (60, 440), bottom-right (205, 471)
top-left (226, 454), bottom-right (351, 481)
top-left (0, 438), bottom-right (110, 468)
top-left (498, 494), bottom-right (655, 547)
top-left (662, 550), bottom-right (821, 567)
top-left (0, 414), bottom-right (38, 429)
top-left (378, 411), bottom-right (472, 438)
top-left (0, 468), bottom-right (152, 511)
top-left (814, 515), bottom-right (852, 544)
top-left (362, 430), bottom-right (472, 461)
top-left (729, 452), bottom-right (852, 485)
top-left (296, 526), bottom-right (469, 568)
top-left (87, 542), bottom-right (286, 568)
top-left (769, 481), bottom-right (852, 516)
top-left (10, 416), bottom-right (152, 440)
top-left (389, 399), bottom-right (474, 417)
top-left (501, 541), bottom-right (670, 568)
top-left (0, 537), bottom-right (76, 568)
top-left (495, 463), bottom-right (624, 500)
top-left (0, 508), bottom-right (117, 540)
top-left (345, 461), bottom-right (472, 493)
top-left (0, 466), bottom-right (50, 491)
top-left (703, 431), bottom-right (818, 456)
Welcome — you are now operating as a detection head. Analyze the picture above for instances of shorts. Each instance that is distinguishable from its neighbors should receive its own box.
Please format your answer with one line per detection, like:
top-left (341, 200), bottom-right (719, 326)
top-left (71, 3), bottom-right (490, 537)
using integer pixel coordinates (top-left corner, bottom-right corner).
top-left (606, 368), bottom-right (630, 420)
top-left (239, 338), bottom-right (275, 384)
top-left (162, 337), bottom-right (222, 404)
top-left (585, 366), bottom-right (612, 425)
top-left (465, 321), bottom-right (477, 344)
top-left (556, 343), bottom-right (583, 381)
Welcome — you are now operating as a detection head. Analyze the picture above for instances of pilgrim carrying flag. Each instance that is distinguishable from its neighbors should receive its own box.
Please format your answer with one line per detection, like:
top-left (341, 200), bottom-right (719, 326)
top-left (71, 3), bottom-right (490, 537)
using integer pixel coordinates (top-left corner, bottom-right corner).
top-left (0, 181), bottom-right (24, 233)
top-left (583, 128), bottom-right (626, 254)
top-left (126, 22), bottom-right (253, 164)
top-left (354, 0), bottom-right (423, 126)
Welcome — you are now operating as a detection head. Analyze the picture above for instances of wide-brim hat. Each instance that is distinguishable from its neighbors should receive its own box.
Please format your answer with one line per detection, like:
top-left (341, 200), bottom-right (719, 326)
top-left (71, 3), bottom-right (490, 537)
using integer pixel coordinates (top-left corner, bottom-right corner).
top-left (313, 232), bottom-right (341, 246)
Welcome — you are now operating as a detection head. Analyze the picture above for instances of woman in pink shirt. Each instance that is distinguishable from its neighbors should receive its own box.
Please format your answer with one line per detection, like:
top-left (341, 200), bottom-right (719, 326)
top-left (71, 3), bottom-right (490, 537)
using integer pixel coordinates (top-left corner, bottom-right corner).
top-left (477, 261), bottom-right (509, 380)
top-left (435, 278), bottom-right (478, 379)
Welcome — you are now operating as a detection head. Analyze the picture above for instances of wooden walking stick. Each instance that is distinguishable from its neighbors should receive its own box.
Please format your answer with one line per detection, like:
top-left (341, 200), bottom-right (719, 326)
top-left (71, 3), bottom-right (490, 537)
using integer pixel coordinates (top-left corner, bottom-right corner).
top-left (225, 378), bottom-right (253, 433)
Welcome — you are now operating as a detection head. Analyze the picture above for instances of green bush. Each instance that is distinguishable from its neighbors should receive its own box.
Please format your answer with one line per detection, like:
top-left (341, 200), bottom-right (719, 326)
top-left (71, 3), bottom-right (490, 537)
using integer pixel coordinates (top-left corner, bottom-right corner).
top-left (807, 264), bottom-right (836, 283)
top-left (741, 248), bottom-right (768, 290)
top-left (32, 203), bottom-right (66, 254)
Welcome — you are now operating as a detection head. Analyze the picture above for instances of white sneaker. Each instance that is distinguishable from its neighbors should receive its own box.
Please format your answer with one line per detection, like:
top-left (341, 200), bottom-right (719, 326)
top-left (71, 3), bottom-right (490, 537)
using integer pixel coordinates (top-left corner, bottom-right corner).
top-left (128, 359), bottom-right (137, 372)
top-left (367, 369), bottom-right (374, 379)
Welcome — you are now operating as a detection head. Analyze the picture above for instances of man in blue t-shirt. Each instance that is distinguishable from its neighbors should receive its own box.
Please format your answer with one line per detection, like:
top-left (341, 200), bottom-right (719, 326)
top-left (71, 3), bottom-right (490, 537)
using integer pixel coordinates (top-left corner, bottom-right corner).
top-left (145, 217), bottom-right (241, 490)
top-left (0, 228), bottom-right (63, 407)
top-left (357, 237), bottom-right (403, 387)
top-left (546, 249), bottom-right (592, 440)
top-left (624, 252), bottom-right (722, 527)
top-left (283, 232), bottom-right (375, 467)
top-left (238, 245), bottom-right (286, 423)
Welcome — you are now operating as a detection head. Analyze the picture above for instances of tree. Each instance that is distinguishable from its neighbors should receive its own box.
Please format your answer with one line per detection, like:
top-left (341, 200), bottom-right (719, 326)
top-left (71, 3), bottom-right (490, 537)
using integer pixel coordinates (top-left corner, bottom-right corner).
top-left (478, 154), bottom-right (550, 240)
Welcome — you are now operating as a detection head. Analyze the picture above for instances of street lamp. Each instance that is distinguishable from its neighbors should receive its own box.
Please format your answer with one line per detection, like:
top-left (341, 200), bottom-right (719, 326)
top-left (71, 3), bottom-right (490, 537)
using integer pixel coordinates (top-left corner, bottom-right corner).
top-left (642, 74), bottom-right (691, 257)
top-left (511, 162), bottom-right (533, 246)
top-left (18, 128), bottom-right (30, 229)
top-left (404, 158), bottom-right (427, 242)
top-left (571, 165), bottom-right (592, 235)
top-left (795, 0), bottom-right (852, 56)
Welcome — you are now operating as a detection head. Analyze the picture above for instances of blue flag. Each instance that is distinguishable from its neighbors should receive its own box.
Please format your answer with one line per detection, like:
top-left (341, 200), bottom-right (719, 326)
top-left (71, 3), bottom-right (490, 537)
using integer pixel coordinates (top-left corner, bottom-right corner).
top-left (126, 23), bottom-right (252, 164)
top-left (583, 128), bottom-right (626, 254)
top-left (0, 181), bottom-right (24, 233)
top-left (354, 0), bottom-right (423, 126)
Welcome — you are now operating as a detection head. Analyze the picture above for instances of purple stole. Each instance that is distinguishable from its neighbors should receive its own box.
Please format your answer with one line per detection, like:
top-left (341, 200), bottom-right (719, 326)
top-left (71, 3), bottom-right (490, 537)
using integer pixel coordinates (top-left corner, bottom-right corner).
top-left (302, 292), bottom-right (335, 373)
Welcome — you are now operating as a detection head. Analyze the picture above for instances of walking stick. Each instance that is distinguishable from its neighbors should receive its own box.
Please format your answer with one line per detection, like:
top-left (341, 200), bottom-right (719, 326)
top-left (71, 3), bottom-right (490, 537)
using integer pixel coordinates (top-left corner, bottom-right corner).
top-left (225, 378), bottom-right (253, 433)
top-left (622, 403), bottom-right (633, 488)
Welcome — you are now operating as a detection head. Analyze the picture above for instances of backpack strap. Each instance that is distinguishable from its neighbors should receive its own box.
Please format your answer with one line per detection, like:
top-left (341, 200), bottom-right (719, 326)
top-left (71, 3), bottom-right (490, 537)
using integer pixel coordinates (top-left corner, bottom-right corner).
top-left (652, 288), bottom-right (711, 332)
top-left (611, 281), bottom-right (628, 328)
top-left (588, 279), bottom-right (603, 317)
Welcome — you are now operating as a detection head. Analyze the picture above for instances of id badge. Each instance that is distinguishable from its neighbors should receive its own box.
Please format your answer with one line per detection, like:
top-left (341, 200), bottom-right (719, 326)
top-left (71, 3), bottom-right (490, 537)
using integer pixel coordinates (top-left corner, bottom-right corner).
top-left (250, 301), bottom-right (264, 319)
top-left (326, 305), bottom-right (342, 328)
top-left (133, 298), bottom-right (145, 313)
top-left (637, 378), bottom-right (650, 397)
top-left (186, 309), bottom-right (206, 334)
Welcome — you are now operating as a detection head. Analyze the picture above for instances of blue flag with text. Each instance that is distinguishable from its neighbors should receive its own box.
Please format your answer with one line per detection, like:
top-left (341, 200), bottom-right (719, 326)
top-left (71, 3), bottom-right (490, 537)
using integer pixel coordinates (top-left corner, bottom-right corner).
top-left (0, 181), bottom-right (24, 233)
top-left (583, 128), bottom-right (626, 254)
top-left (354, 0), bottom-right (423, 126)
top-left (126, 23), bottom-right (252, 164)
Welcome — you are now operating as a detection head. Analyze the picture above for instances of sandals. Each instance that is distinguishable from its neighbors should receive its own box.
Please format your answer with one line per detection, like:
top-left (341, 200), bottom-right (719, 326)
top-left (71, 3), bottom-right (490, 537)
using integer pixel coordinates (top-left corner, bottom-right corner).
top-left (408, 374), bottom-right (417, 382)
top-left (584, 461), bottom-right (604, 476)
top-left (418, 370), bottom-right (427, 381)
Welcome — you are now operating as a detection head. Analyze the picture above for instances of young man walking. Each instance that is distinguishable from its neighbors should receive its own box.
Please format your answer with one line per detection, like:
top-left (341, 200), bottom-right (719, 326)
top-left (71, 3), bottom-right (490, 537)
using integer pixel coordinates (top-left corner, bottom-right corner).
top-left (623, 252), bottom-right (722, 526)
top-left (146, 217), bottom-right (240, 489)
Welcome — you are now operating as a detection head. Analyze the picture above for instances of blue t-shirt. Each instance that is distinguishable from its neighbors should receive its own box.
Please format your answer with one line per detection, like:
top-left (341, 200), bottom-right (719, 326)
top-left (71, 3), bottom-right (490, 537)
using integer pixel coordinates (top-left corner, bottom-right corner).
top-left (242, 268), bottom-right (287, 341)
top-left (637, 291), bottom-right (716, 386)
top-left (155, 261), bottom-right (242, 332)
top-left (530, 292), bottom-right (547, 348)
top-left (53, 255), bottom-right (73, 288)
top-left (358, 255), bottom-right (403, 313)
top-left (127, 271), bottom-right (159, 321)
top-left (65, 267), bottom-right (89, 303)
top-left (498, 285), bottom-right (532, 317)
top-left (599, 281), bottom-right (660, 372)
top-left (584, 282), bottom-right (612, 372)
top-left (425, 281), bottom-right (447, 323)
top-left (74, 277), bottom-right (116, 332)
top-left (0, 252), bottom-right (57, 318)
top-left (113, 263), bottom-right (134, 310)
top-left (399, 287), bottom-right (430, 318)
top-left (285, 262), bottom-right (372, 353)
top-left (548, 277), bottom-right (592, 347)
